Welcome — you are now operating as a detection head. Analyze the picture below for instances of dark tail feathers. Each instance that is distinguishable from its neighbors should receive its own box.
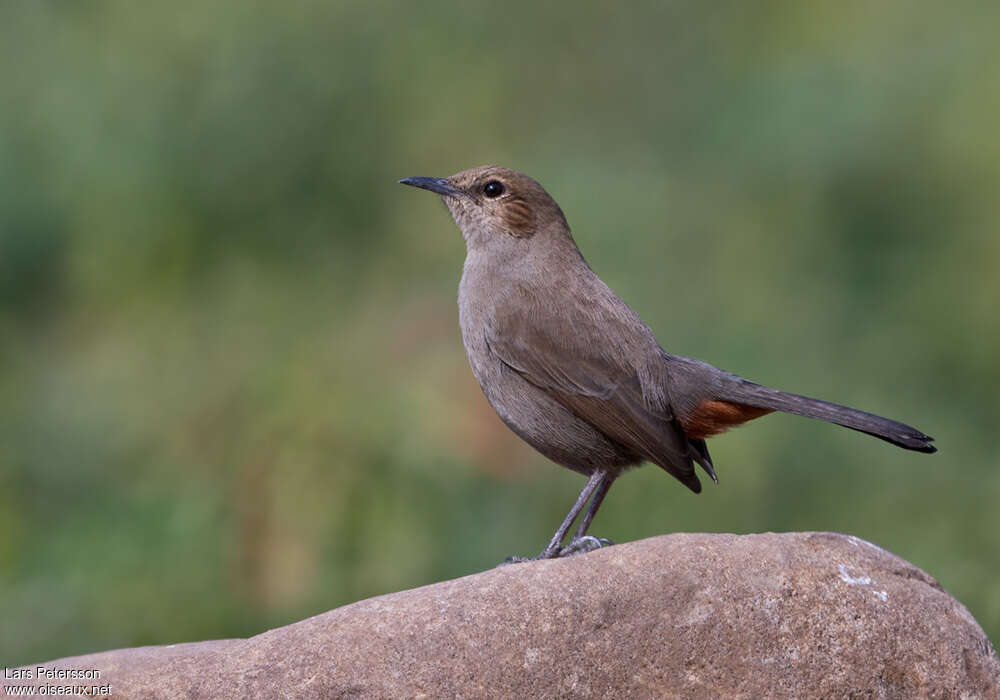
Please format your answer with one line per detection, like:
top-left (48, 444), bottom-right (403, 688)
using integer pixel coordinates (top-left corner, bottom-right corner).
top-left (719, 380), bottom-right (936, 453)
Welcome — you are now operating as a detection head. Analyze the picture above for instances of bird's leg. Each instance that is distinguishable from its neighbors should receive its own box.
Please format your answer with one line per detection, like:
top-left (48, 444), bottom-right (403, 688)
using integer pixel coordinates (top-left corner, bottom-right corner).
top-left (500, 470), bottom-right (619, 564)
top-left (559, 471), bottom-right (615, 556)
top-left (537, 469), bottom-right (604, 558)
top-left (571, 471), bottom-right (614, 540)
top-left (500, 470), bottom-right (604, 565)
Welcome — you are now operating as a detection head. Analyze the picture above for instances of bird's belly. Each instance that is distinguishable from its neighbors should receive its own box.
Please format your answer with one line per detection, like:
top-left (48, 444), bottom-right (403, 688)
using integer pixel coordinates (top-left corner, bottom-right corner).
top-left (466, 352), bottom-right (638, 475)
top-left (458, 269), bottom-right (640, 474)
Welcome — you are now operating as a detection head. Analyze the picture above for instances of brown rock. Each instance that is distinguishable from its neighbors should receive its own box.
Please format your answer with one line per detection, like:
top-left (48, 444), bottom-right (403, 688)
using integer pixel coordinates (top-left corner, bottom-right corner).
top-left (18, 533), bottom-right (1000, 698)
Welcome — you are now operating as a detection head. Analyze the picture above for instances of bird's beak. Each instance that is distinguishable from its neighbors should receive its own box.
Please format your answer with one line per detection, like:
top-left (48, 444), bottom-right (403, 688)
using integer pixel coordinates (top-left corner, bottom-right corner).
top-left (398, 176), bottom-right (466, 198)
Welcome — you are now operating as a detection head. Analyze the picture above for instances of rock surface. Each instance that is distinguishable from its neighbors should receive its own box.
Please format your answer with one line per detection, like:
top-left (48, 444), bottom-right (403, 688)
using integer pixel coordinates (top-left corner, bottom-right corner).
top-left (16, 532), bottom-right (1000, 699)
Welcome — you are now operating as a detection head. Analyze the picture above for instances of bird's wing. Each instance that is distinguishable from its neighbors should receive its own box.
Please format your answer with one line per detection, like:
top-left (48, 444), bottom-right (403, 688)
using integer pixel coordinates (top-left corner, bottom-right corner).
top-left (484, 298), bottom-right (702, 492)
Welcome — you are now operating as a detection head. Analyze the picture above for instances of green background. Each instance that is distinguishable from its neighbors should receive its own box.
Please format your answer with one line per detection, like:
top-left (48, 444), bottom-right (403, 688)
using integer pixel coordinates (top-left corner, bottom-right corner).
top-left (2, 2), bottom-right (998, 666)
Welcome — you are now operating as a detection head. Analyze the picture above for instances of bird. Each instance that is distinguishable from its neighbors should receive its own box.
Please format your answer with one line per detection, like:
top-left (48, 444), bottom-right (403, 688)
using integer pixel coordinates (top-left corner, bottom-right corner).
top-left (399, 166), bottom-right (936, 562)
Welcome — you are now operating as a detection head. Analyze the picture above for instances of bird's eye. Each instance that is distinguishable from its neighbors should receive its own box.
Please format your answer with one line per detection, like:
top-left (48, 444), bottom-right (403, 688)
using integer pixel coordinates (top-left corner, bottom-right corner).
top-left (483, 180), bottom-right (505, 198)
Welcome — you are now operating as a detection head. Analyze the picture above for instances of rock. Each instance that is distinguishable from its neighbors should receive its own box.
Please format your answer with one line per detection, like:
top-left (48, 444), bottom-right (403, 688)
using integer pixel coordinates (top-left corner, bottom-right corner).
top-left (16, 532), bottom-right (1000, 698)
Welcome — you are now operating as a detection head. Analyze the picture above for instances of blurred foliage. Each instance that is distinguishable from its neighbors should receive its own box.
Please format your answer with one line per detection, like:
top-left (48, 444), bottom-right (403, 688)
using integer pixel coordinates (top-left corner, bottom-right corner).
top-left (1, 0), bottom-right (998, 665)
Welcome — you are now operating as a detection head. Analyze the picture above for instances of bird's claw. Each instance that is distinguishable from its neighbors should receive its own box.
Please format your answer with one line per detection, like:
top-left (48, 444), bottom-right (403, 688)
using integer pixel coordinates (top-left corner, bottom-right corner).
top-left (559, 535), bottom-right (614, 557)
top-left (498, 555), bottom-right (533, 566)
top-left (497, 535), bottom-right (614, 566)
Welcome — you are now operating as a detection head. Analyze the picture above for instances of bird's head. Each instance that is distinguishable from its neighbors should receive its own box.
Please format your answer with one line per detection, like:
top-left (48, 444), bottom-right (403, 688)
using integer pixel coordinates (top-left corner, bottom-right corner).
top-left (399, 166), bottom-right (570, 249)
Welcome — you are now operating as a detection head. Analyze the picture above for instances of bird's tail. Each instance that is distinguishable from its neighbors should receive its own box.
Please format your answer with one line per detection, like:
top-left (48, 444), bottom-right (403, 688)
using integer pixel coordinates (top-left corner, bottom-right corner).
top-left (716, 380), bottom-right (936, 453)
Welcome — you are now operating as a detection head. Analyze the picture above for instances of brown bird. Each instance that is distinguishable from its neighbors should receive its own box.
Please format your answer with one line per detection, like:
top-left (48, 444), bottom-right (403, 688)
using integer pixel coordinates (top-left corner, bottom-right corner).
top-left (400, 166), bottom-right (935, 562)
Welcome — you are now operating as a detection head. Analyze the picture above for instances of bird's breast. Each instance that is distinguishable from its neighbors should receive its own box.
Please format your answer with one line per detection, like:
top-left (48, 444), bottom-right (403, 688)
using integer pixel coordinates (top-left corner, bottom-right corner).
top-left (457, 258), bottom-right (500, 382)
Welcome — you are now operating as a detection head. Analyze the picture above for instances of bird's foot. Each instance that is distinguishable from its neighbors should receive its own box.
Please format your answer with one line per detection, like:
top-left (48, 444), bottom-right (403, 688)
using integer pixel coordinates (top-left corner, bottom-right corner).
top-left (558, 535), bottom-right (614, 557)
top-left (498, 555), bottom-right (534, 566)
top-left (497, 535), bottom-right (614, 566)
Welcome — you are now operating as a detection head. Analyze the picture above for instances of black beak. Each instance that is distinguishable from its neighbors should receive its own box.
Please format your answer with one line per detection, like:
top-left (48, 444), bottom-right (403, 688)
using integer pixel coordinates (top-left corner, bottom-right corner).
top-left (398, 176), bottom-right (466, 198)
